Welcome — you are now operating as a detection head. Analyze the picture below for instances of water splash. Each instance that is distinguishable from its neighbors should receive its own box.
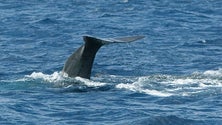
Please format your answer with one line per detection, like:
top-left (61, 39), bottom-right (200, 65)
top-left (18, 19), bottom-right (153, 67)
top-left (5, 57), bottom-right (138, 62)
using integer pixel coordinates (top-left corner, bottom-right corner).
top-left (2, 69), bottom-right (222, 96)
top-left (23, 72), bottom-right (106, 87)
top-left (116, 69), bottom-right (222, 97)
top-left (25, 72), bottom-right (64, 83)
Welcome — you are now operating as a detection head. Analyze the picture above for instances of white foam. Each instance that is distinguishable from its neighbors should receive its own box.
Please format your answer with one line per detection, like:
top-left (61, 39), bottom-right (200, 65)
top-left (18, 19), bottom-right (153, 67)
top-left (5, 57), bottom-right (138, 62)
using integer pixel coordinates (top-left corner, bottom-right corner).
top-left (23, 72), bottom-right (107, 87)
top-left (25, 71), bottom-right (64, 83)
top-left (75, 77), bottom-right (107, 87)
top-left (116, 69), bottom-right (222, 97)
top-left (203, 68), bottom-right (222, 77)
top-left (142, 89), bottom-right (173, 97)
top-left (5, 68), bottom-right (222, 96)
top-left (116, 83), bottom-right (173, 97)
top-left (116, 83), bottom-right (137, 92)
top-left (171, 78), bottom-right (198, 85)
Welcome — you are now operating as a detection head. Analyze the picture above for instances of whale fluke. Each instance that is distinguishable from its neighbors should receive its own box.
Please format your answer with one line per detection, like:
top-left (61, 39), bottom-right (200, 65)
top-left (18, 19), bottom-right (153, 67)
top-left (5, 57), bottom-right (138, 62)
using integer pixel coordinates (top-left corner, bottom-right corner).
top-left (62, 35), bottom-right (144, 79)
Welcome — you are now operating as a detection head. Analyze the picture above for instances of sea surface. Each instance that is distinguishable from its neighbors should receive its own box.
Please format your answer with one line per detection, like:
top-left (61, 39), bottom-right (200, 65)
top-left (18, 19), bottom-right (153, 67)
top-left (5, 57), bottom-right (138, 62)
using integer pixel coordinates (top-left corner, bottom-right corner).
top-left (1, 0), bottom-right (222, 124)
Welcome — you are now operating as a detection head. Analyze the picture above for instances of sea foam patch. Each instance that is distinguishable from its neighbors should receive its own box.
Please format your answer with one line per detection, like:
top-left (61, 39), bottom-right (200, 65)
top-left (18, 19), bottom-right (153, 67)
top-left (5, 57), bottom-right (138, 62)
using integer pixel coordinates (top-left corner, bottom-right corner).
top-left (116, 69), bottom-right (222, 97)
top-left (25, 71), bottom-right (64, 83)
top-left (24, 72), bottom-right (107, 88)
top-left (3, 69), bottom-right (221, 96)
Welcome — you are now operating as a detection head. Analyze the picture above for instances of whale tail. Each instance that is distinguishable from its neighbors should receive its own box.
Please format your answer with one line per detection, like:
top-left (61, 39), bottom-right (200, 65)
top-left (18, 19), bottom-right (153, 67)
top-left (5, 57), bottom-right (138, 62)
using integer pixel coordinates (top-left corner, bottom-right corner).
top-left (62, 35), bottom-right (145, 79)
top-left (83, 35), bottom-right (145, 45)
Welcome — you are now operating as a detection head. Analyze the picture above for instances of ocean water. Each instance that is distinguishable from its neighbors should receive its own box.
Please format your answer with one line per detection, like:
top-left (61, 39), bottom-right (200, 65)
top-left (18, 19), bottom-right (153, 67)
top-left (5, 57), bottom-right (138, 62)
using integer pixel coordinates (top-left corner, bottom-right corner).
top-left (0, 0), bottom-right (222, 124)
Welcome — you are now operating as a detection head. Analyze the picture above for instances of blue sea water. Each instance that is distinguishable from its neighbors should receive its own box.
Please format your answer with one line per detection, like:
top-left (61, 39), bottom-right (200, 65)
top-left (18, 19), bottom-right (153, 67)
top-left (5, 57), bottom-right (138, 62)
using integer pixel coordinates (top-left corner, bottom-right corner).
top-left (1, 0), bottom-right (222, 124)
